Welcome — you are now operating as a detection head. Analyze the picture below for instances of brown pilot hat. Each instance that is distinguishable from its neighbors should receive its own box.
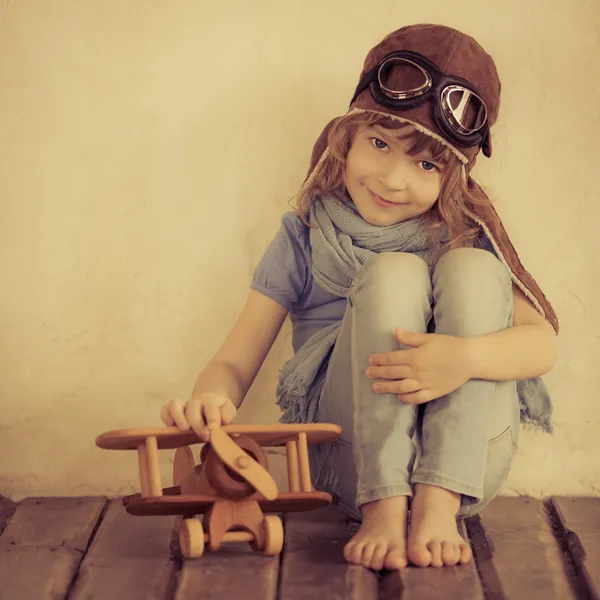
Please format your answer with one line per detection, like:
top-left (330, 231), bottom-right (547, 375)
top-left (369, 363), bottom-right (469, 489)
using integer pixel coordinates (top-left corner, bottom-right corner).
top-left (302, 24), bottom-right (558, 333)
top-left (355, 23), bottom-right (500, 166)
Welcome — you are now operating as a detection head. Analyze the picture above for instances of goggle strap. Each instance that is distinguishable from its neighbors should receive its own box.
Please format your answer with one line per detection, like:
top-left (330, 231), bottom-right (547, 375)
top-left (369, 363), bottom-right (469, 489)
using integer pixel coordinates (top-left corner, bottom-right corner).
top-left (349, 67), bottom-right (378, 106)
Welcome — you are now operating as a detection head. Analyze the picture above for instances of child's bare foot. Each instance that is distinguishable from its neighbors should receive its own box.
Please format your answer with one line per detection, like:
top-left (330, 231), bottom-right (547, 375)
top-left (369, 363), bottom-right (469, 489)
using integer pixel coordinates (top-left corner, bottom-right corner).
top-left (407, 483), bottom-right (472, 567)
top-left (343, 496), bottom-right (409, 570)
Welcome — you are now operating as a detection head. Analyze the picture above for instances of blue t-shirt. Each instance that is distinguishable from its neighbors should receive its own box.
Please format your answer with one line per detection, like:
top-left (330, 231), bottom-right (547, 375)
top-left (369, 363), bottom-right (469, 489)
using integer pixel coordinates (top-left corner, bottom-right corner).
top-left (251, 212), bottom-right (347, 353)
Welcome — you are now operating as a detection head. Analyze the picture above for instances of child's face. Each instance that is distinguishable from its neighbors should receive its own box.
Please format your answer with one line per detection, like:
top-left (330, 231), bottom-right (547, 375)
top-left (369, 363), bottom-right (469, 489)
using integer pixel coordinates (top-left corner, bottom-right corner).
top-left (343, 125), bottom-right (443, 227)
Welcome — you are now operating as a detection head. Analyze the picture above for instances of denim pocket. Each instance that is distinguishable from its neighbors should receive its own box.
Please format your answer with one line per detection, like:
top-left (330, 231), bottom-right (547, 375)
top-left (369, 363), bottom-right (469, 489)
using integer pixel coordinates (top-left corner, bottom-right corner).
top-left (314, 437), bottom-right (361, 520)
top-left (488, 423), bottom-right (518, 450)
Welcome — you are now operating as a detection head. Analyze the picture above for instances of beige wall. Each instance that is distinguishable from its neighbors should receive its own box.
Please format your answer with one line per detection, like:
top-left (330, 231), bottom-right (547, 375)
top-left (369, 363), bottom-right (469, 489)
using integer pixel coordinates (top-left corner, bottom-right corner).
top-left (1, 0), bottom-right (598, 500)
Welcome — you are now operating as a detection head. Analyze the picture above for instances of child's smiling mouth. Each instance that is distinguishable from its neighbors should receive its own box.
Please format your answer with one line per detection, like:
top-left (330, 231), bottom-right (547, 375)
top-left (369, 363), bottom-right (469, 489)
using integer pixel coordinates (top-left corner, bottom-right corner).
top-left (369, 191), bottom-right (408, 208)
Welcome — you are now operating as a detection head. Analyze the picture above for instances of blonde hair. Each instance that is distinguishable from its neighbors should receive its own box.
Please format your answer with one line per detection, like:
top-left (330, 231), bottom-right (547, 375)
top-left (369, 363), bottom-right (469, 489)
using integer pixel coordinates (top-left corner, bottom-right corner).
top-left (294, 111), bottom-right (492, 262)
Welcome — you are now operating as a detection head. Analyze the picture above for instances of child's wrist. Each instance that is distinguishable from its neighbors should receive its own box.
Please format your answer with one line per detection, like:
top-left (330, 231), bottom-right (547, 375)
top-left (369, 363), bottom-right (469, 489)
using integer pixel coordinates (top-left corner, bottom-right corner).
top-left (460, 336), bottom-right (481, 380)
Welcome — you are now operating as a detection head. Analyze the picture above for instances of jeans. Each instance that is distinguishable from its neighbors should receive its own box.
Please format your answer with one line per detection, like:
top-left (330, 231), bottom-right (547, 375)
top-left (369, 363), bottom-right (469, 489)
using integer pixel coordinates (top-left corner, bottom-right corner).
top-left (307, 248), bottom-right (520, 521)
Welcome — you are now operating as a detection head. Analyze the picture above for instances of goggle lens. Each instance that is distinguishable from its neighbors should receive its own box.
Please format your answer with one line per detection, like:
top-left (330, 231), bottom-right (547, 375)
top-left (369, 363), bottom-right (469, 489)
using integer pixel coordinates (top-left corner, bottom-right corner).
top-left (378, 58), bottom-right (431, 99)
top-left (442, 86), bottom-right (487, 133)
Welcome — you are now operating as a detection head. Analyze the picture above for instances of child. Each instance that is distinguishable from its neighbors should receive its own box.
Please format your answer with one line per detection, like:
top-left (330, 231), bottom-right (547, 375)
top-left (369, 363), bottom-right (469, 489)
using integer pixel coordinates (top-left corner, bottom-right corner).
top-left (160, 24), bottom-right (558, 570)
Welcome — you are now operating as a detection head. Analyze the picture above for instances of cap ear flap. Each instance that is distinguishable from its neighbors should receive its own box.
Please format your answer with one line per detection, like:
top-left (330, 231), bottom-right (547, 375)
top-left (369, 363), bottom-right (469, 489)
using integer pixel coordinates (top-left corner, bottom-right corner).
top-left (482, 132), bottom-right (492, 157)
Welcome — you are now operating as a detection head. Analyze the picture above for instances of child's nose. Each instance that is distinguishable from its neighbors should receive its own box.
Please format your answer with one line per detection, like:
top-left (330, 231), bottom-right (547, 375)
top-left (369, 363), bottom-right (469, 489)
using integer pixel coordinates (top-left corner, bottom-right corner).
top-left (378, 161), bottom-right (409, 191)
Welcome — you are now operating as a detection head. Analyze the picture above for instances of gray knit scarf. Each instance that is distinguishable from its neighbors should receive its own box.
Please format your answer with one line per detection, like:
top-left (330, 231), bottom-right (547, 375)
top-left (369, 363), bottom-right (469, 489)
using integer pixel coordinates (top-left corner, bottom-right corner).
top-left (275, 194), bottom-right (553, 432)
top-left (276, 194), bottom-right (430, 424)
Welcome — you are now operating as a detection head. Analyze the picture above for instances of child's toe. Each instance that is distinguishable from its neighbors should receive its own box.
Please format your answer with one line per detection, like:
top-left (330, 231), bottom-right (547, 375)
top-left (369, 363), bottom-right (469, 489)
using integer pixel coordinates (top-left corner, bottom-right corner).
top-left (442, 541), bottom-right (459, 565)
top-left (361, 542), bottom-right (378, 568)
top-left (370, 544), bottom-right (388, 571)
top-left (344, 540), bottom-right (359, 563)
top-left (428, 540), bottom-right (444, 567)
top-left (408, 539), bottom-right (432, 567)
top-left (384, 547), bottom-right (408, 570)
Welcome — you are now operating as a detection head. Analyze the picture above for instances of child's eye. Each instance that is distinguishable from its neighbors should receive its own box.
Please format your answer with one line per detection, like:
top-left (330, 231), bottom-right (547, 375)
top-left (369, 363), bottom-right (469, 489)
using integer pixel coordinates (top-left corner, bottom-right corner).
top-left (420, 160), bottom-right (438, 172)
top-left (371, 137), bottom-right (389, 150)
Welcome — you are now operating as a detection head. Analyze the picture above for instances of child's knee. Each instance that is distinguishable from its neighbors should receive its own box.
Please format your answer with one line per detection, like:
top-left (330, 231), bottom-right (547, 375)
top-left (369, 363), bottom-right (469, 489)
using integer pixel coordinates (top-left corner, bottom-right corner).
top-left (434, 248), bottom-right (510, 295)
top-left (349, 252), bottom-right (432, 329)
top-left (432, 248), bottom-right (513, 334)
top-left (352, 252), bottom-right (430, 304)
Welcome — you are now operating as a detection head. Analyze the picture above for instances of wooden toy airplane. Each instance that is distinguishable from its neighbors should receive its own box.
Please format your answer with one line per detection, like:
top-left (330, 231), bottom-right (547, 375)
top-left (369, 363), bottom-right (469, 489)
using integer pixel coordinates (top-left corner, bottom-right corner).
top-left (95, 423), bottom-right (341, 558)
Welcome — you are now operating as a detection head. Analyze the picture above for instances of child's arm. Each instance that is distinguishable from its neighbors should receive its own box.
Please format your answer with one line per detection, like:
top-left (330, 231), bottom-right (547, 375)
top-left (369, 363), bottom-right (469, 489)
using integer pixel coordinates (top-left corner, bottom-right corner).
top-left (191, 289), bottom-right (289, 408)
top-left (161, 289), bottom-right (289, 438)
top-left (465, 284), bottom-right (557, 381)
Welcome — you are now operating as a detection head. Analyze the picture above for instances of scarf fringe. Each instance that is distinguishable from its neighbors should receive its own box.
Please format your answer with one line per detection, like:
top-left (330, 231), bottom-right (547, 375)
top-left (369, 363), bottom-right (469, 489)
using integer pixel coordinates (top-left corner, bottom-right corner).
top-left (518, 396), bottom-right (553, 434)
top-left (276, 368), bottom-right (326, 425)
top-left (517, 378), bottom-right (553, 434)
top-left (275, 372), bottom-right (311, 424)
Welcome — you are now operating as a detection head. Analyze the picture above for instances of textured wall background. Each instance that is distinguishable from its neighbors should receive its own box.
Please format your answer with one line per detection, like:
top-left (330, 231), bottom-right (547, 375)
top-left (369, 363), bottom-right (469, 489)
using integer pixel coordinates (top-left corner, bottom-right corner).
top-left (1, 0), bottom-right (598, 499)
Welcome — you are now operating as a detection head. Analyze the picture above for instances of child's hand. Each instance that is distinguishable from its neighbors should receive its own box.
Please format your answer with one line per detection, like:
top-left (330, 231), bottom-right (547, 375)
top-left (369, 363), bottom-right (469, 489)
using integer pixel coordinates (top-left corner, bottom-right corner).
top-left (366, 329), bottom-right (473, 404)
top-left (160, 392), bottom-right (237, 442)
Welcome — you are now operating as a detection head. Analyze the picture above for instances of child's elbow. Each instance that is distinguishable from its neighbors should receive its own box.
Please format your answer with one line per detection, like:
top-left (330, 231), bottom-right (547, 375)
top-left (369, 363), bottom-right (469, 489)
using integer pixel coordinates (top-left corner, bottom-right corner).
top-left (540, 325), bottom-right (558, 375)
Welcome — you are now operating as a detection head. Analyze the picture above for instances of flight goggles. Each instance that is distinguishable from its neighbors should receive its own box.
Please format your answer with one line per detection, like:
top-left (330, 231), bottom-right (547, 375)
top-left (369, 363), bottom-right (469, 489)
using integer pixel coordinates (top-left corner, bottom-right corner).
top-left (350, 50), bottom-right (490, 153)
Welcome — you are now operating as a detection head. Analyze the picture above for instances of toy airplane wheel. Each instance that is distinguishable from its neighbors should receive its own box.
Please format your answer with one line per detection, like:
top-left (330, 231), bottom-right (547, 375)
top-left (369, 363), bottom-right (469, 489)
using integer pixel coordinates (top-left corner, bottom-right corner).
top-left (179, 518), bottom-right (205, 558)
top-left (262, 515), bottom-right (284, 556)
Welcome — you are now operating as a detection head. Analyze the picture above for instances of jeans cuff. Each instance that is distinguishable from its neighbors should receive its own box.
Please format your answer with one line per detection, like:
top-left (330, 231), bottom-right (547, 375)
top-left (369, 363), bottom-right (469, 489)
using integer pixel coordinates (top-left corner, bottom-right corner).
top-left (356, 483), bottom-right (413, 507)
top-left (410, 470), bottom-right (483, 502)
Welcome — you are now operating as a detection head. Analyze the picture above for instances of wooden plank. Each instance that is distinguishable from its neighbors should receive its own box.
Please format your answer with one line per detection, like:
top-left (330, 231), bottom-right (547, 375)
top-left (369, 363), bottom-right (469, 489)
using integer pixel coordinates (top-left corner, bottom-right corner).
top-left (69, 499), bottom-right (177, 600)
top-left (0, 496), bottom-right (17, 535)
top-left (279, 506), bottom-right (378, 600)
top-left (0, 496), bottom-right (106, 550)
top-left (0, 546), bottom-right (83, 600)
top-left (380, 520), bottom-right (484, 600)
top-left (175, 545), bottom-right (278, 600)
top-left (471, 496), bottom-right (577, 600)
top-left (174, 516), bottom-right (279, 600)
top-left (0, 496), bottom-right (107, 600)
top-left (465, 513), bottom-right (506, 600)
top-left (548, 497), bottom-right (600, 600)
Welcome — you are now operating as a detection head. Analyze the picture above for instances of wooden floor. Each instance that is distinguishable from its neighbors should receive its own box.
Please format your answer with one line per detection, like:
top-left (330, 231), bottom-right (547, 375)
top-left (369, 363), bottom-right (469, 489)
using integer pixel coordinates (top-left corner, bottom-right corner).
top-left (0, 495), bottom-right (598, 600)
